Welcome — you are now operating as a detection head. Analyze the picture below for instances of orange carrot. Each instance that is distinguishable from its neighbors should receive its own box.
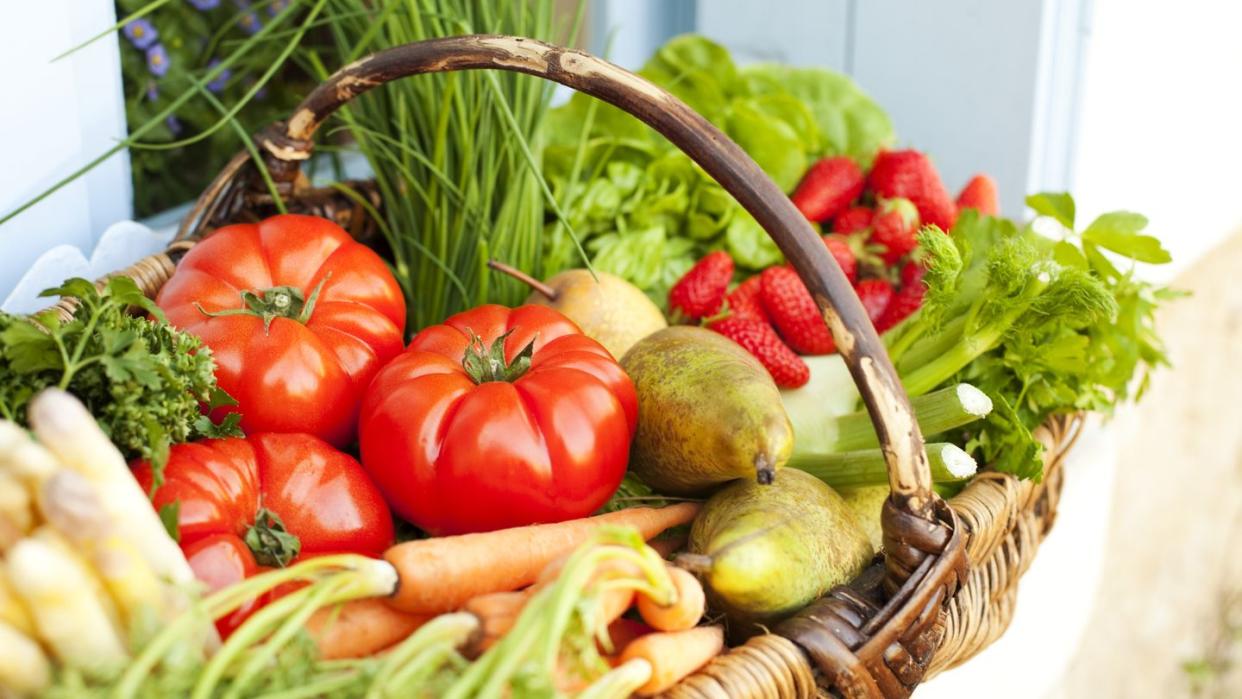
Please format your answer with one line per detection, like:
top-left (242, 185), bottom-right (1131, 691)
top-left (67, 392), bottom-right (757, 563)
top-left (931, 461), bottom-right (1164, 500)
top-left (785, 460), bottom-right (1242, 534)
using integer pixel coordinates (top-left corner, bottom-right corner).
top-left (534, 548), bottom-right (642, 588)
top-left (307, 598), bottom-right (430, 660)
top-left (383, 503), bottom-right (700, 615)
top-left (603, 617), bottom-right (654, 657)
top-left (461, 590), bottom-right (530, 654)
top-left (636, 565), bottom-right (705, 632)
top-left (619, 625), bottom-right (724, 696)
top-left (647, 534), bottom-right (687, 560)
top-left (531, 546), bottom-right (639, 630)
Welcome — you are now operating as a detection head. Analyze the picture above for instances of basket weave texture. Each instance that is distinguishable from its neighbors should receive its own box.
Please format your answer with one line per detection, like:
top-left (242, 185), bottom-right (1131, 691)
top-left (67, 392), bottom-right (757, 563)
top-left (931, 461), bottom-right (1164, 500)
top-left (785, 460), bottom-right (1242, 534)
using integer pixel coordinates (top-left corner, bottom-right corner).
top-left (63, 36), bottom-right (1085, 698)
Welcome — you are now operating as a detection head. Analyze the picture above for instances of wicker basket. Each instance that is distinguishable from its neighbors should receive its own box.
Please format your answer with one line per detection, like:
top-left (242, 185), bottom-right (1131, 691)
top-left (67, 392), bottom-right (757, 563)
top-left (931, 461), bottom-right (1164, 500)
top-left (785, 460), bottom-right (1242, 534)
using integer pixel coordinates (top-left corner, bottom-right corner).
top-left (73, 36), bottom-right (1084, 698)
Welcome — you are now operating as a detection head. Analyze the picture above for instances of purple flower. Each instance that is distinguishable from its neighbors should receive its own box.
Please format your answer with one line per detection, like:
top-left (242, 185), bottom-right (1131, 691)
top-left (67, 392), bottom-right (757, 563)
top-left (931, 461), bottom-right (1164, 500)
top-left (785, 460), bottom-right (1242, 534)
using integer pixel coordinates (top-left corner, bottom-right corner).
top-left (206, 59), bottom-right (231, 93)
top-left (268, 0), bottom-right (290, 16)
top-left (146, 82), bottom-right (159, 101)
top-left (146, 44), bottom-right (170, 77)
top-left (123, 19), bottom-right (158, 50)
top-left (188, 0), bottom-right (221, 9)
top-left (165, 115), bottom-right (182, 136)
top-left (238, 11), bottom-right (263, 35)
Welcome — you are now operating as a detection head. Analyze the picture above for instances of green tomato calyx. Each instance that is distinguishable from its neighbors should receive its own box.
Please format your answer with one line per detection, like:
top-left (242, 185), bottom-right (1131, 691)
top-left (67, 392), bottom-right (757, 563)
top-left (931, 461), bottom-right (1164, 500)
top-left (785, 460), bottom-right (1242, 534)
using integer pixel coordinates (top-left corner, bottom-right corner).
top-left (461, 329), bottom-right (536, 384)
top-left (244, 507), bottom-right (301, 568)
top-left (194, 274), bottom-right (330, 333)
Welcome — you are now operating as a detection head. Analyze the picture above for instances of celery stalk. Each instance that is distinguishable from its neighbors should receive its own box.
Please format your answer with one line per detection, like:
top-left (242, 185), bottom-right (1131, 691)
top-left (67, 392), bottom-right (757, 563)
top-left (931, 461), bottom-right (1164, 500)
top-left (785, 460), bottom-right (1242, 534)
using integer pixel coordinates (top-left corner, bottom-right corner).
top-left (821, 383), bottom-right (992, 453)
top-left (791, 443), bottom-right (978, 489)
top-left (896, 270), bottom-right (1052, 397)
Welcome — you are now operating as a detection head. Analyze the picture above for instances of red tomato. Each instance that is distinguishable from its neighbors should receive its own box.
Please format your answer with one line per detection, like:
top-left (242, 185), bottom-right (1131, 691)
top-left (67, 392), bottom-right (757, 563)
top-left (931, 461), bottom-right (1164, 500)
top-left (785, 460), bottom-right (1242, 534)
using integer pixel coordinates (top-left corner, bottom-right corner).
top-left (183, 535), bottom-right (266, 637)
top-left (358, 304), bottom-right (638, 535)
top-left (156, 214), bottom-right (406, 446)
top-left (134, 433), bottom-right (394, 636)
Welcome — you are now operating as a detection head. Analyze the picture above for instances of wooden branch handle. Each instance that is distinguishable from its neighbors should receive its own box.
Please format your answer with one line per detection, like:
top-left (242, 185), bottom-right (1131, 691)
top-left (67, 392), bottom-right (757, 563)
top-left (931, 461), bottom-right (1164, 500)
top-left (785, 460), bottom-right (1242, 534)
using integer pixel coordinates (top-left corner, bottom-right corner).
top-left (208, 35), bottom-right (936, 523)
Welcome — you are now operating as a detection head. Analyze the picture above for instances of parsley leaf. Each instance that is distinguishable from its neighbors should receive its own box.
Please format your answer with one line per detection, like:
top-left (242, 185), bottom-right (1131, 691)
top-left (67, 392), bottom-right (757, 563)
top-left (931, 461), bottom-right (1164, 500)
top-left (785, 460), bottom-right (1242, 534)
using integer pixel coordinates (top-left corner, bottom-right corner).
top-left (0, 277), bottom-right (241, 471)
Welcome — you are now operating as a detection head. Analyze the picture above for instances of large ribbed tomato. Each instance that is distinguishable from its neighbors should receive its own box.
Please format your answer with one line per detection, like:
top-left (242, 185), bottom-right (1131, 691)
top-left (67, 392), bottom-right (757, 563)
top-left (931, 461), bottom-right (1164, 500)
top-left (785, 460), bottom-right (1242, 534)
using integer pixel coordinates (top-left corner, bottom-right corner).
top-left (134, 433), bottom-right (394, 635)
top-left (358, 304), bottom-right (638, 535)
top-left (156, 214), bottom-right (406, 446)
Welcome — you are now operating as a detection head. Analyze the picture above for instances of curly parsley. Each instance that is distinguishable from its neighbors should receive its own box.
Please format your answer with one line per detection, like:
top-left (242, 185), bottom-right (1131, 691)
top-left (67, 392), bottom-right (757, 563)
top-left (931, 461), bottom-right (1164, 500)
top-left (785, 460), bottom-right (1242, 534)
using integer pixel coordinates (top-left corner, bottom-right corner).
top-left (0, 276), bottom-right (241, 485)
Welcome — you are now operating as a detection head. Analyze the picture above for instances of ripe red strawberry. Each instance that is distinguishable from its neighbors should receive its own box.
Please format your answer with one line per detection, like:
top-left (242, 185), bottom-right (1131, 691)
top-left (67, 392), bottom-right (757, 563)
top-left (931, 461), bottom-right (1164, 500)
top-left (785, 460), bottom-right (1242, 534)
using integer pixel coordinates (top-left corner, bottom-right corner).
top-left (832, 206), bottom-right (874, 235)
top-left (956, 174), bottom-right (999, 216)
top-left (759, 266), bottom-right (836, 355)
top-left (854, 279), bottom-right (894, 326)
top-left (709, 317), bottom-right (810, 388)
top-left (725, 275), bottom-right (769, 323)
top-left (822, 234), bottom-right (858, 283)
top-left (868, 150), bottom-right (957, 231)
top-left (869, 197), bottom-right (920, 265)
top-left (790, 157), bottom-right (864, 223)
top-left (877, 265), bottom-right (926, 332)
top-left (876, 284), bottom-right (924, 333)
top-left (667, 251), bottom-right (733, 322)
top-left (900, 260), bottom-right (926, 287)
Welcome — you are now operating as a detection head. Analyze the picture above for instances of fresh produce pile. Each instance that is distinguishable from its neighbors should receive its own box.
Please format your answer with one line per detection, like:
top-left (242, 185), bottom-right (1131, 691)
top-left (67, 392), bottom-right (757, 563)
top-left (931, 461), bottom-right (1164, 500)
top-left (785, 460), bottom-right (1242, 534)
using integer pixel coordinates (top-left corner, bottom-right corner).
top-left (0, 25), bottom-right (1176, 699)
top-left (541, 35), bottom-right (894, 304)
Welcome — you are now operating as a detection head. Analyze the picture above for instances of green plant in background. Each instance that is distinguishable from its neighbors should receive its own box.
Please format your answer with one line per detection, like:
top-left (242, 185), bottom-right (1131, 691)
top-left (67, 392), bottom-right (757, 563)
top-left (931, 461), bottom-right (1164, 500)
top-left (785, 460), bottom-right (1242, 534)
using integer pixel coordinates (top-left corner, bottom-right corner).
top-left (115, 0), bottom-right (312, 216)
top-left (540, 34), bottom-right (894, 306)
top-left (7, 0), bottom-right (580, 334)
top-left (1183, 586), bottom-right (1242, 697)
top-left (309, 0), bottom-right (582, 330)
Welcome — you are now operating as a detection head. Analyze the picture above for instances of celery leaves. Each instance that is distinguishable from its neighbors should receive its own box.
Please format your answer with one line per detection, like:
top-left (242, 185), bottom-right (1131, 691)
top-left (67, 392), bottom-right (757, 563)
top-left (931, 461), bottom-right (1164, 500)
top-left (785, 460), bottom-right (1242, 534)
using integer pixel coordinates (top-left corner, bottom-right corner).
top-left (888, 196), bottom-right (1173, 479)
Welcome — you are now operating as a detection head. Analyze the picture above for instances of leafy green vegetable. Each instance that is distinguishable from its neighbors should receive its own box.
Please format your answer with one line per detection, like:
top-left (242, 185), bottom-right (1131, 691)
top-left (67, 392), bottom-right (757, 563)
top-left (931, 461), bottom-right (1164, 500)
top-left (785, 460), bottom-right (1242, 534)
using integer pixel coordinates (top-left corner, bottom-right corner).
top-left (598, 472), bottom-right (668, 514)
top-left (742, 63), bottom-right (894, 168)
top-left (542, 34), bottom-right (894, 305)
top-left (0, 277), bottom-right (233, 479)
top-left (885, 195), bottom-right (1173, 479)
top-left (315, 0), bottom-right (581, 331)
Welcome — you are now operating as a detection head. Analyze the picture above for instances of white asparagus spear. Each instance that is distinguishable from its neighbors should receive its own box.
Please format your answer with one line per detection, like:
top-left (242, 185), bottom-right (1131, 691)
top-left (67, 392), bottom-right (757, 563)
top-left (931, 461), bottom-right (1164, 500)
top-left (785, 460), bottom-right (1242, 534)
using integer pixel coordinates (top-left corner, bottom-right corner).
top-left (0, 620), bottom-right (51, 696)
top-left (26, 389), bottom-right (196, 586)
top-left (0, 472), bottom-right (31, 552)
top-left (4, 529), bottom-right (129, 678)
top-left (0, 574), bottom-right (33, 638)
top-left (40, 469), bottom-right (166, 641)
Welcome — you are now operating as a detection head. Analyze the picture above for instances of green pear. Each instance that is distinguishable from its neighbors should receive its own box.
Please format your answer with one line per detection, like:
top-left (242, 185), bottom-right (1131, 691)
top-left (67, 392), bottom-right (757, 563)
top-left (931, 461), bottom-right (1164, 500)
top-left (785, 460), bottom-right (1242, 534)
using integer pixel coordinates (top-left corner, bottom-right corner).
top-left (497, 264), bottom-right (667, 360)
top-left (682, 469), bottom-right (873, 637)
top-left (621, 326), bottom-right (793, 495)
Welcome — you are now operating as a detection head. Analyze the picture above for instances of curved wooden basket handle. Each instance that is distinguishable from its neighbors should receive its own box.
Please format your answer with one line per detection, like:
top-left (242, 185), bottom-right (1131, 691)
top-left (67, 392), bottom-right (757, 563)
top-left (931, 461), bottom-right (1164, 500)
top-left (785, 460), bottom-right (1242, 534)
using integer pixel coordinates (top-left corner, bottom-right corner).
top-left (188, 35), bottom-right (936, 524)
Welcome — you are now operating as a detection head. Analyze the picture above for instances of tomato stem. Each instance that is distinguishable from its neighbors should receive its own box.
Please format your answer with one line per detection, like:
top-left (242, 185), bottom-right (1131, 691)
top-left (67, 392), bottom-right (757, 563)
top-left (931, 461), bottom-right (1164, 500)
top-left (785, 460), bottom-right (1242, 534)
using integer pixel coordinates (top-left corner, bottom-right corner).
top-left (244, 507), bottom-right (302, 568)
top-left (460, 329), bottom-right (536, 384)
top-left (194, 273), bottom-right (331, 333)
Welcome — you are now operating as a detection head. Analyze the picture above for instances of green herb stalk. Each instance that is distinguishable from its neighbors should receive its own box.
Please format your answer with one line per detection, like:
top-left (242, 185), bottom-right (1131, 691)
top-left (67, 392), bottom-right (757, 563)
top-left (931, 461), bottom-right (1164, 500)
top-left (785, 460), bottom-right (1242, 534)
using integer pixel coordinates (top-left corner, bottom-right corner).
top-left (884, 195), bottom-right (1174, 479)
top-left (792, 442), bottom-right (979, 489)
top-left (312, 0), bottom-right (581, 331)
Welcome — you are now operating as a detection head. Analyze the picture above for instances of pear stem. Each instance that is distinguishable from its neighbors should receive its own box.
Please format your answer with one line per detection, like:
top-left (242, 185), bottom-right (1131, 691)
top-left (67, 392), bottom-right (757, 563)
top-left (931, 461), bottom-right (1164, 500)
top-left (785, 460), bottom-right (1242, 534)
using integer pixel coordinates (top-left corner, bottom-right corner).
top-left (672, 553), bottom-right (713, 575)
top-left (755, 454), bottom-right (776, 485)
top-left (487, 260), bottom-right (558, 301)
